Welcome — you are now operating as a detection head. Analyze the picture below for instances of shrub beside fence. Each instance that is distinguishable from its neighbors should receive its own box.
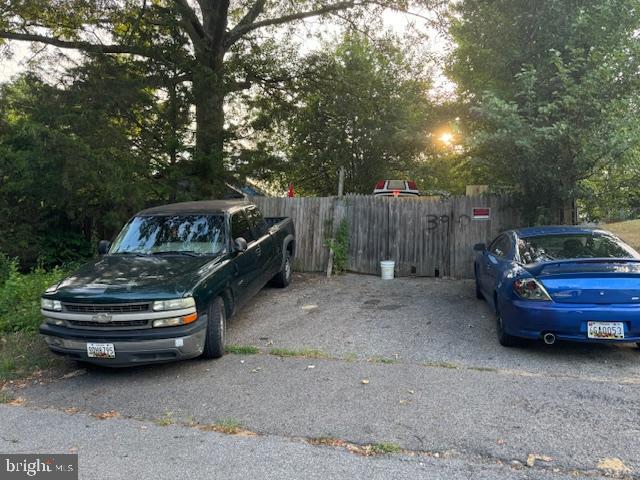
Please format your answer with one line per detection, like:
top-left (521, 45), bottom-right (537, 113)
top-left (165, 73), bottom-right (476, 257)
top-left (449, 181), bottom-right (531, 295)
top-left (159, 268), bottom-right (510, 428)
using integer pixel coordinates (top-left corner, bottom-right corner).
top-left (252, 195), bottom-right (521, 279)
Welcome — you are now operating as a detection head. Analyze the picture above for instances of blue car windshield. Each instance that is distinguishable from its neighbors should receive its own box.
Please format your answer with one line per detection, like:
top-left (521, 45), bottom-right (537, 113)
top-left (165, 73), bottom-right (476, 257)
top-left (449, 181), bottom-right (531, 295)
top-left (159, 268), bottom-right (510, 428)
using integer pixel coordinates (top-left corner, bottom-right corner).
top-left (517, 233), bottom-right (637, 264)
top-left (110, 215), bottom-right (226, 256)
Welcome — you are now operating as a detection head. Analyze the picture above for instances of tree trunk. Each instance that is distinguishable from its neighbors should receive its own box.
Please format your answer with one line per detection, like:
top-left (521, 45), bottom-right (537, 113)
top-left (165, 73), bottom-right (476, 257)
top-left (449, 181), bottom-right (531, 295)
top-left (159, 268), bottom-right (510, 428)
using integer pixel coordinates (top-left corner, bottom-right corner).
top-left (193, 56), bottom-right (226, 198)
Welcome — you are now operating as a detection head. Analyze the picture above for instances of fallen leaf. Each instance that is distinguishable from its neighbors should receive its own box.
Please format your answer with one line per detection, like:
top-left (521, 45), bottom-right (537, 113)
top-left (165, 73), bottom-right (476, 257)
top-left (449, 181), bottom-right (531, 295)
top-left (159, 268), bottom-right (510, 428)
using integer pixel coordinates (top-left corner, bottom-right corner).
top-left (8, 397), bottom-right (25, 406)
top-left (61, 369), bottom-right (87, 380)
top-left (94, 410), bottom-right (119, 420)
top-left (526, 454), bottom-right (552, 467)
top-left (597, 458), bottom-right (631, 474)
top-left (64, 407), bottom-right (80, 414)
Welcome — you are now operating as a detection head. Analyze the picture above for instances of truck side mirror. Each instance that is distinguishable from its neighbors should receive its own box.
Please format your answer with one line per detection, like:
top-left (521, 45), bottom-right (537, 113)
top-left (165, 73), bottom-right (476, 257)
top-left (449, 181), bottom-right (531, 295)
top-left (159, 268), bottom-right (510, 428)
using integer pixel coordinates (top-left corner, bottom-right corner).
top-left (234, 237), bottom-right (248, 253)
top-left (98, 240), bottom-right (111, 255)
top-left (473, 242), bottom-right (486, 252)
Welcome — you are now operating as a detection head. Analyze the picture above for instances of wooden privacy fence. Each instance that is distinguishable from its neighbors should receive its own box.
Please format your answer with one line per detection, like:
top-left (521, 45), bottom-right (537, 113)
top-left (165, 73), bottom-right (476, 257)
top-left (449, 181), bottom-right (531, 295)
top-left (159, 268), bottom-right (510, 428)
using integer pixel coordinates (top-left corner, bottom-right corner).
top-left (251, 195), bottom-right (521, 279)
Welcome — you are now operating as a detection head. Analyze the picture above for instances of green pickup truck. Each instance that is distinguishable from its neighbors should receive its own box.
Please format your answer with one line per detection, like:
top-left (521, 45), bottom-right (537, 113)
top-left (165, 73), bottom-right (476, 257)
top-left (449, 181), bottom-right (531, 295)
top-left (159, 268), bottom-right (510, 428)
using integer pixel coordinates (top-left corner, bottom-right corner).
top-left (39, 200), bottom-right (295, 366)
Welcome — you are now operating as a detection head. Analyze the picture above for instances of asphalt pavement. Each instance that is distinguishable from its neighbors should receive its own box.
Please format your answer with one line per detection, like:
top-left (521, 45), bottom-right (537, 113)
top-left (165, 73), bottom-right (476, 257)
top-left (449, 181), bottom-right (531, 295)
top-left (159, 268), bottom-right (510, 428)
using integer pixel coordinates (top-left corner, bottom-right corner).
top-left (3, 274), bottom-right (639, 479)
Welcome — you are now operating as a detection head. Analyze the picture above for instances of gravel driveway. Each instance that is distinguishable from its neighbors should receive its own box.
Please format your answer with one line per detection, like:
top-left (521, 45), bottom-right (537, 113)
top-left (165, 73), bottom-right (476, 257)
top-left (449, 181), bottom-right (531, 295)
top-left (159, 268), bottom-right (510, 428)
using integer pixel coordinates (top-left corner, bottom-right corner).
top-left (3, 273), bottom-right (640, 479)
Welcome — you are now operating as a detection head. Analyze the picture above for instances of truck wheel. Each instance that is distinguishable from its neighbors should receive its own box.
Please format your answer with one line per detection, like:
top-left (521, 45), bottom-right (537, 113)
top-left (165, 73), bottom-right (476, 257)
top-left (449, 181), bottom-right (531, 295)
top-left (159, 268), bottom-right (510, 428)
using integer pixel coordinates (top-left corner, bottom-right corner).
top-left (272, 251), bottom-right (292, 288)
top-left (202, 297), bottom-right (226, 359)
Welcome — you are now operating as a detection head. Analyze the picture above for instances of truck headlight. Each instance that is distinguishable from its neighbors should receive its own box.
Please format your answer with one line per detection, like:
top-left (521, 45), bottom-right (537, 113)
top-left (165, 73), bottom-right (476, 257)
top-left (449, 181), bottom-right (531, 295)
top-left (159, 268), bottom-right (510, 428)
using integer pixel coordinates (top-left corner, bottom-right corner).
top-left (41, 298), bottom-right (63, 311)
top-left (152, 313), bottom-right (198, 328)
top-left (152, 297), bottom-right (196, 311)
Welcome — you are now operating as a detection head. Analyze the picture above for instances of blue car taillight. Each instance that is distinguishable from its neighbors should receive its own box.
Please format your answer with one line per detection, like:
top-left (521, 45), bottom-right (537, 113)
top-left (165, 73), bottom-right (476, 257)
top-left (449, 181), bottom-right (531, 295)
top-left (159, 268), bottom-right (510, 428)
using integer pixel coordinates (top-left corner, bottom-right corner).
top-left (513, 278), bottom-right (552, 301)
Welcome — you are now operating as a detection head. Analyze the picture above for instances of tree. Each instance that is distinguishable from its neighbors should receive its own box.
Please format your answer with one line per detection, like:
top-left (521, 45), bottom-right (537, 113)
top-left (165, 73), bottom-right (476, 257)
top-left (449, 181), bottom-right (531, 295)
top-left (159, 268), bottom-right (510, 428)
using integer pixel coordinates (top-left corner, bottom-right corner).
top-left (245, 32), bottom-right (435, 195)
top-left (448, 0), bottom-right (640, 223)
top-left (0, 63), bottom-right (170, 268)
top-left (0, 0), bottom-right (441, 196)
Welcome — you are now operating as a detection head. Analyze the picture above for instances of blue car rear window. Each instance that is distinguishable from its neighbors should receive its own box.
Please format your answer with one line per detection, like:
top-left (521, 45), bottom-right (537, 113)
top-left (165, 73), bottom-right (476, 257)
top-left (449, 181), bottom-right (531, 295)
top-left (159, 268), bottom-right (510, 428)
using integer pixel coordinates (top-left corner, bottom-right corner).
top-left (517, 233), bottom-right (636, 264)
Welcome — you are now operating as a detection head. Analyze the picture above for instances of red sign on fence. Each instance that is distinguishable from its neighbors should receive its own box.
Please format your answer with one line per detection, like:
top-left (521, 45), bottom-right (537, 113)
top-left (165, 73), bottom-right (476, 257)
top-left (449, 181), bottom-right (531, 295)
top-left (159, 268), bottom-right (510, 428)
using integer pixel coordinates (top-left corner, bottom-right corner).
top-left (472, 207), bottom-right (490, 220)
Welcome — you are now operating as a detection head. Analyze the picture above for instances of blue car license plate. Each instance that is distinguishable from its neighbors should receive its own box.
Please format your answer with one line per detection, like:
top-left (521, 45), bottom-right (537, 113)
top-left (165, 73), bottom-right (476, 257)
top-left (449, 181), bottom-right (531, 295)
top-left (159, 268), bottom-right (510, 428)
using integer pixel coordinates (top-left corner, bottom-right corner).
top-left (587, 321), bottom-right (624, 340)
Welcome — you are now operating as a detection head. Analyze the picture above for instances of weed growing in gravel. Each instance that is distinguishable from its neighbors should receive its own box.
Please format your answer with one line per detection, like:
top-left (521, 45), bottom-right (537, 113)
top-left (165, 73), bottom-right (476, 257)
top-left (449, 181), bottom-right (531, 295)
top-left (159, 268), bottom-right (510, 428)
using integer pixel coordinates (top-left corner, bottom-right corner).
top-left (343, 352), bottom-right (358, 362)
top-left (370, 442), bottom-right (402, 454)
top-left (424, 360), bottom-right (458, 369)
top-left (367, 355), bottom-right (396, 364)
top-left (154, 412), bottom-right (175, 427)
top-left (214, 418), bottom-right (242, 434)
top-left (0, 391), bottom-right (14, 403)
top-left (225, 344), bottom-right (260, 355)
top-left (269, 347), bottom-right (329, 359)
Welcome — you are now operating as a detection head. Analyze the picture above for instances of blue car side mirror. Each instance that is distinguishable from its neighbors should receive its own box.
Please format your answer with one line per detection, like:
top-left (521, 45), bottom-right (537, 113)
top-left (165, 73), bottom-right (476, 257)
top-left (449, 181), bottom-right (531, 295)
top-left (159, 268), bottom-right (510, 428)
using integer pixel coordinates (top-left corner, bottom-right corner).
top-left (473, 243), bottom-right (486, 252)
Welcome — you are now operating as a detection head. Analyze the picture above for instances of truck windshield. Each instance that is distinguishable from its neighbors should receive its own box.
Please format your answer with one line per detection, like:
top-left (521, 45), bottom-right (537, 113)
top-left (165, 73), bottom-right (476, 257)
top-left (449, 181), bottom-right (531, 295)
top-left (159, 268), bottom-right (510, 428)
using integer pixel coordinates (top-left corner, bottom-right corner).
top-left (110, 215), bottom-right (226, 256)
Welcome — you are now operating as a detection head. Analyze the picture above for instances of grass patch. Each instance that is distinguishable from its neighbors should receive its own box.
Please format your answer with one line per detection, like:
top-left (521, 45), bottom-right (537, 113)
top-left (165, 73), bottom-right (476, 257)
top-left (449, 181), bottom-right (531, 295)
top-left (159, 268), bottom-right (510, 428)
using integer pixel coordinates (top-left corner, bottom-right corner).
top-left (269, 347), bottom-right (329, 359)
top-left (367, 355), bottom-right (396, 365)
top-left (0, 390), bottom-right (14, 403)
top-left (343, 352), bottom-right (358, 362)
top-left (198, 418), bottom-right (253, 435)
top-left (370, 442), bottom-right (402, 454)
top-left (154, 412), bottom-right (175, 427)
top-left (213, 418), bottom-right (242, 434)
top-left (467, 366), bottom-right (498, 373)
top-left (0, 332), bottom-right (65, 381)
top-left (424, 360), bottom-right (458, 369)
top-left (606, 219), bottom-right (640, 251)
top-left (225, 344), bottom-right (260, 355)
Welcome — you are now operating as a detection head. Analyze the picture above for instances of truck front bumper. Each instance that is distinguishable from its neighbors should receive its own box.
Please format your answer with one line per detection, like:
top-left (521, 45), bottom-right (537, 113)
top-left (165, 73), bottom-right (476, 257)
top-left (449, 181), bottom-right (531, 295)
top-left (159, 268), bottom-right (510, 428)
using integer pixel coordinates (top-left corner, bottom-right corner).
top-left (39, 321), bottom-right (207, 367)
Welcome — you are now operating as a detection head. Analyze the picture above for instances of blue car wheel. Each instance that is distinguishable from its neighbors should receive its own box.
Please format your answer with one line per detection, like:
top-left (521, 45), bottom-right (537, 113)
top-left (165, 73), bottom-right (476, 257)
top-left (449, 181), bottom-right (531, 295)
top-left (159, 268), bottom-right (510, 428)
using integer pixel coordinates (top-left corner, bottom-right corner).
top-left (474, 268), bottom-right (483, 300)
top-left (495, 304), bottom-right (519, 347)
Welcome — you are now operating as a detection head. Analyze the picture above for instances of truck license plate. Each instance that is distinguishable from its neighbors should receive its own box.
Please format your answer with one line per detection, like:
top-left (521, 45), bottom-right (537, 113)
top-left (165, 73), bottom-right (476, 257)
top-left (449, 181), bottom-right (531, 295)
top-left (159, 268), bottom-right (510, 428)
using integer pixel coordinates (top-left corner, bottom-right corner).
top-left (587, 322), bottom-right (624, 340)
top-left (87, 343), bottom-right (116, 358)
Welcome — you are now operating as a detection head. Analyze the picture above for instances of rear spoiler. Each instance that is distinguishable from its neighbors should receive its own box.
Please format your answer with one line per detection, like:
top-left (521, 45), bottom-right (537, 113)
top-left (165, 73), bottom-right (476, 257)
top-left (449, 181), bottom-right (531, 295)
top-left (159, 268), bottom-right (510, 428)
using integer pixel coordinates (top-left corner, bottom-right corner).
top-left (525, 258), bottom-right (640, 276)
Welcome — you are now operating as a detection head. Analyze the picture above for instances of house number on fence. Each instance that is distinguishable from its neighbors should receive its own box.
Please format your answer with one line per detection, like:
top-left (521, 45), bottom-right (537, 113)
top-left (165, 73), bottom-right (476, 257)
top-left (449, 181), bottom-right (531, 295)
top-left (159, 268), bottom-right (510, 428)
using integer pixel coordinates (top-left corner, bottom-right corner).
top-left (424, 214), bottom-right (474, 230)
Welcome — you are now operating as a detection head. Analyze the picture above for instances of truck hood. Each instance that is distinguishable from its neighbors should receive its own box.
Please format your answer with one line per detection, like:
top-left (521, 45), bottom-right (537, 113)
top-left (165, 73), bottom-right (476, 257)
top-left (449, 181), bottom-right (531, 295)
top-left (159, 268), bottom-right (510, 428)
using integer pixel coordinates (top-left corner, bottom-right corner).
top-left (49, 255), bottom-right (221, 302)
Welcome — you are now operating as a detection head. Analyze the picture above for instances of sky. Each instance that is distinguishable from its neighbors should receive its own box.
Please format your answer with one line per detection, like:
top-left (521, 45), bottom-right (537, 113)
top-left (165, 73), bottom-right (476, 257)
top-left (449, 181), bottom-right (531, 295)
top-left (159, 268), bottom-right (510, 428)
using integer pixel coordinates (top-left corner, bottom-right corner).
top-left (0, 7), bottom-right (454, 94)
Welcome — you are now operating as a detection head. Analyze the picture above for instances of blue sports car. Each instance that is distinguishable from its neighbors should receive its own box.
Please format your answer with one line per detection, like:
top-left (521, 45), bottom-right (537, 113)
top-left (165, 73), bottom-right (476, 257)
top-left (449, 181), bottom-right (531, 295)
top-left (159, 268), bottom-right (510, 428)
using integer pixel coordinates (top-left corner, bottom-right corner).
top-left (474, 226), bottom-right (640, 347)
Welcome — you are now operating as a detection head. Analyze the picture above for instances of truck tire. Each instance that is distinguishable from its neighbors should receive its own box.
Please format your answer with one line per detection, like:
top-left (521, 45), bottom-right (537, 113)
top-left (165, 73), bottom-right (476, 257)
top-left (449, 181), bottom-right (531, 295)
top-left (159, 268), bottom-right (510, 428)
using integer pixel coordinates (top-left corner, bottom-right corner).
top-left (202, 296), bottom-right (226, 359)
top-left (272, 251), bottom-right (292, 288)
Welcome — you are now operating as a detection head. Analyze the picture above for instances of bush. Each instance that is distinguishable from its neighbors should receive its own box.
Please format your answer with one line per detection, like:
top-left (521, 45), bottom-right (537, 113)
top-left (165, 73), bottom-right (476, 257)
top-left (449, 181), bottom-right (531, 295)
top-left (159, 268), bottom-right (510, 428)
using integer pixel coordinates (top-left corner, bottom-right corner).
top-left (0, 262), bottom-right (71, 333)
top-left (0, 253), bottom-right (13, 286)
top-left (325, 219), bottom-right (350, 275)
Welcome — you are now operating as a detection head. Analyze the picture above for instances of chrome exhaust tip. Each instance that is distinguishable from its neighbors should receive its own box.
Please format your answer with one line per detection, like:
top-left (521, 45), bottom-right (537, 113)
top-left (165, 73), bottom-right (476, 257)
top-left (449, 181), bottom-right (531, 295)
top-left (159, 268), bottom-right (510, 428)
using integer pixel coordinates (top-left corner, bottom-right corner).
top-left (543, 333), bottom-right (556, 345)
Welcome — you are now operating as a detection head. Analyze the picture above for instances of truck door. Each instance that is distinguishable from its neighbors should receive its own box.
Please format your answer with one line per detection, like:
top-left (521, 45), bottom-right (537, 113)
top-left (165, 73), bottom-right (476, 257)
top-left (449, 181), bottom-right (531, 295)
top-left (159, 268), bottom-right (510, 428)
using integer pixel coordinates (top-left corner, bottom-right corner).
top-left (246, 206), bottom-right (279, 284)
top-left (230, 210), bottom-right (262, 306)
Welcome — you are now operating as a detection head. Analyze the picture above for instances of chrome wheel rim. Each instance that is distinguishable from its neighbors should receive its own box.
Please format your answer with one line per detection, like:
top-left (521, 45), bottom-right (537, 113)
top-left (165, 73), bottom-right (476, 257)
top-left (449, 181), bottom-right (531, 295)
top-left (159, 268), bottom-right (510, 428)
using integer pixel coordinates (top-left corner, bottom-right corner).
top-left (285, 257), bottom-right (291, 280)
top-left (219, 302), bottom-right (226, 344)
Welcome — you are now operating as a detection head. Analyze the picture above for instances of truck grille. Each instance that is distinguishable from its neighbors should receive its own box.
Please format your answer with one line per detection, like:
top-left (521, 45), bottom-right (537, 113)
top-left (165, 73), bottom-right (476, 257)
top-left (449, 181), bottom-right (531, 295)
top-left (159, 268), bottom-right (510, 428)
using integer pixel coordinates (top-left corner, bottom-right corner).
top-left (62, 302), bottom-right (150, 313)
top-left (67, 319), bottom-right (149, 329)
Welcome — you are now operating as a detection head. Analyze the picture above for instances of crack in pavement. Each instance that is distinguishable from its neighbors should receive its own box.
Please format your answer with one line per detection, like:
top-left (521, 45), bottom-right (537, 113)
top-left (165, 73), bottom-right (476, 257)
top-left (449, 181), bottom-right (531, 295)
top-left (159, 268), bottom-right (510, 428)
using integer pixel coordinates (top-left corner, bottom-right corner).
top-left (1, 403), bottom-right (631, 479)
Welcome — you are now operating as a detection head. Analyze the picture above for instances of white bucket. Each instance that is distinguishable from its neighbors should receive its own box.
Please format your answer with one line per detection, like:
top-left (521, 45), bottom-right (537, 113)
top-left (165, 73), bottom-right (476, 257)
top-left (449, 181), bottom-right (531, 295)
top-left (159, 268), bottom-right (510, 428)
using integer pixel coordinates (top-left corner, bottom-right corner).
top-left (380, 260), bottom-right (395, 280)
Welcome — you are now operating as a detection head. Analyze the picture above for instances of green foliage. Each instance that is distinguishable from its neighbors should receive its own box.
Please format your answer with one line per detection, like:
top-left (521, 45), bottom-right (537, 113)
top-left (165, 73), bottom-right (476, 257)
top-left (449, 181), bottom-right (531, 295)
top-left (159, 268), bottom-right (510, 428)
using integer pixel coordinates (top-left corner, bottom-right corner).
top-left (0, 253), bottom-right (13, 286)
top-left (325, 219), bottom-right (350, 275)
top-left (448, 0), bottom-right (640, 223)
top-left (248, 32), bottom-right (435, 195)
top-left (0, 331), bottom-right (64, 380)
top-left (0, 260), bottom-right (71, 333)
top-left (0, 59), bottom-right (185, 269)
